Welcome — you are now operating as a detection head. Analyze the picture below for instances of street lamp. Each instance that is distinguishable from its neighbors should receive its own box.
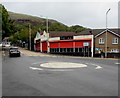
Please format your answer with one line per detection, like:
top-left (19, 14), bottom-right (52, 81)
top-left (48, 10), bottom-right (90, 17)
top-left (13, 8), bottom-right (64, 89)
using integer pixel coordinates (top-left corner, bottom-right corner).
top-left (46, 17), bottom-right (48, 33)
top-left (105, 8), bottom-right (110, 58)
top-left (40, 15), bottom-right (49, 53)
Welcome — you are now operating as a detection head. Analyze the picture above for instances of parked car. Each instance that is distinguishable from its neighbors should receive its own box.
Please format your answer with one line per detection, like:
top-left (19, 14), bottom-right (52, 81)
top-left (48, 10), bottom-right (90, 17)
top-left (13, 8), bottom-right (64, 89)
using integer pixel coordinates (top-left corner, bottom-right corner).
top-left (9, 47), bottom-right (21, 57)
top-left (2, 42), bottom-right (11, 47)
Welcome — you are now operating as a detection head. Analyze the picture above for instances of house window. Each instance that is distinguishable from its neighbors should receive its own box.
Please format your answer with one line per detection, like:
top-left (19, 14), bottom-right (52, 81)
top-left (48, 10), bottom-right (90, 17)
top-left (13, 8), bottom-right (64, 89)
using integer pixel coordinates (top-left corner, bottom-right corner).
top-left (112, 38), bottom-right (118, 44)
top-left (99, 38), bottom-right (104, 44)
top-left (111, 49), bottom-right (119, 53)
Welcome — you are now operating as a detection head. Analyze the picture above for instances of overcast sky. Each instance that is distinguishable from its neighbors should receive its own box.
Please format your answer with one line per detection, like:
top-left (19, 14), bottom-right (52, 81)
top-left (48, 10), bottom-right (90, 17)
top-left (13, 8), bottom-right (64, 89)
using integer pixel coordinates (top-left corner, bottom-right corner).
top-left (1, 0), bottom-right (119, 29)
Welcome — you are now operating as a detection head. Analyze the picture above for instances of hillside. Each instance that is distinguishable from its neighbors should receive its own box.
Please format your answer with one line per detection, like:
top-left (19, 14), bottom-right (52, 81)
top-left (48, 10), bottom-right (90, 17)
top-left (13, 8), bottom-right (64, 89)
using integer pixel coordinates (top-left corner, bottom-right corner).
top-left (7, 11), bottom-right (89, 50)
top-left (8, 11), bottom-right (66, 27)
top-left (8, 11), bottom-right (88, 32)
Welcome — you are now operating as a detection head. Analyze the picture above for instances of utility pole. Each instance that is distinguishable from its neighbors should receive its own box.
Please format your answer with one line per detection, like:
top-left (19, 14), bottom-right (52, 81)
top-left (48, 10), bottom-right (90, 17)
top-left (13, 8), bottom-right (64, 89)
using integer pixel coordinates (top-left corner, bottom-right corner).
top-left (46, 17), bottom-right (48, 33)
top-left (29, 24), bottom-right (31, 51)
top-left (105, 8), bottom-right (110, 58)
top-left (40, 15), bottom-right (48, 33)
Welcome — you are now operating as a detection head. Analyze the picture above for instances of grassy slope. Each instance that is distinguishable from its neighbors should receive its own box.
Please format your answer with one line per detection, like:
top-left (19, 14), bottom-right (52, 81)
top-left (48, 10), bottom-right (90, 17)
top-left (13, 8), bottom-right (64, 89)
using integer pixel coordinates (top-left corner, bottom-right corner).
top-left (8, 11), bottom-right (88, 32)
top-left (8, 11), bottom-right (60, 24)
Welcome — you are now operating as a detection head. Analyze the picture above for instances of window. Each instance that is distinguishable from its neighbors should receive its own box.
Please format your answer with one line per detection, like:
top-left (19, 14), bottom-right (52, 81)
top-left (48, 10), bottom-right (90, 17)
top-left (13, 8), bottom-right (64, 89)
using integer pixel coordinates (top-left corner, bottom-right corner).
top-left (112, 38), bottom-right (118, 44)
top-left (111, 49), bottom-right (119, 53)
top-left (60, 36), bottom-right (73, 40)
top-left (99, 38), bottom-right (104, 44)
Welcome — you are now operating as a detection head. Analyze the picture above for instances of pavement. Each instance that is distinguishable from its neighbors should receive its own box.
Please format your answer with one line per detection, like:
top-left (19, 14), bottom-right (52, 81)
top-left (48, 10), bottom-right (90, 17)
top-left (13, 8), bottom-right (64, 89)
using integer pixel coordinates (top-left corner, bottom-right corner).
top-left (19, 48), bottom-right (118, 60)
top-left (19, 48), bottom-right (56, 57)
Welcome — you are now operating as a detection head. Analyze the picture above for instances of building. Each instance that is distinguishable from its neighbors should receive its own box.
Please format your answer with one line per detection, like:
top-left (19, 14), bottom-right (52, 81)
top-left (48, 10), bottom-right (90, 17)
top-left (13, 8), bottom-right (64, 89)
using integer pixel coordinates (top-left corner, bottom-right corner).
top-left (79, 28), bottom-right (120, 58)
top-left (94, 29), bottom-right (120, 58)
top-left (34, 31), bottom-right (94, 57)
top-left (34, 28), bottom-right (119, 58)
top-left (34, 31), bottom-right (41, 51)
top-left (2, 37), bottom-right (11, 47)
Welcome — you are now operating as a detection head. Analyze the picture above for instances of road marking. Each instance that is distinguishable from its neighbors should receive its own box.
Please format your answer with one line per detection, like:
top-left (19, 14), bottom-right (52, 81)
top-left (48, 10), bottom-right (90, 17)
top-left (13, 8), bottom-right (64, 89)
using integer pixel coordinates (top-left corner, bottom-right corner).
top-left (29, 67), bottom-right (43, 70)
top-left (85, 63), bottom-right (102, 69)
top-left (29, 67), bottom-right (73, 71)
top-left (91, 64), bottom-right (102, 69)
top-left (115, 62), bottom-right (120, 64)
top-left (40, 62), bottom-right (87, 69)
top-left (32, 62), bottom-right (41, 65)
top-left (95, 66), bottom-right (102, 69)
top-left (49, 69), bottom-right (73, 71)
top-left (93, 64), bottom-right (102, 69)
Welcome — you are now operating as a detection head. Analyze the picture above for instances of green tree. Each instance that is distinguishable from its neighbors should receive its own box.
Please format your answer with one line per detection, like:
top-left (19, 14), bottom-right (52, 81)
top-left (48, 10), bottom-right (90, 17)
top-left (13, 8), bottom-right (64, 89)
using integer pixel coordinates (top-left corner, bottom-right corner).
top-left (49, 22), bottom-right (68, 31)
top-left (68, 25), bottom-right (88, 33)
top-left (0, 4), bottom-right (15, 39)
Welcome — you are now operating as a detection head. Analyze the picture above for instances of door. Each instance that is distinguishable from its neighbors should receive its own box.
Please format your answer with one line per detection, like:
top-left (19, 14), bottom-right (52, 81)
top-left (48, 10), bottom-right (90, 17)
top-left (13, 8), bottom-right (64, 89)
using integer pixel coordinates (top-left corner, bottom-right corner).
top-left (83, 46), bottom-right (91, 57)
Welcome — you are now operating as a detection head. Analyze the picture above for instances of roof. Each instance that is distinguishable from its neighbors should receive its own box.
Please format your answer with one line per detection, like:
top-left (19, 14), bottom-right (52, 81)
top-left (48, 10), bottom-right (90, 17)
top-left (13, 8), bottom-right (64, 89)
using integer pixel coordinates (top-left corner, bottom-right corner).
top-left (95, 29), bottom-right (120, 38)
top-left (77, 28), bottom-right (120, 37)
top-left (38, 28), bottom-right (119, 38)
top-left (3, 37), bottom-right (10, 42)
top-left (49, 31), bottom-right (77, 37)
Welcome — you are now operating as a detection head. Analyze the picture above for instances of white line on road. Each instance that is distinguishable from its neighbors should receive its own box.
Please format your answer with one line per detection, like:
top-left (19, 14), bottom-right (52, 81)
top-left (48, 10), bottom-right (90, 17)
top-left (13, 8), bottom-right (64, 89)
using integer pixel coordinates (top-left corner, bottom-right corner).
top-left (29, 67), bottom-right (73, 71)
top-left (93, 64), bottom-right (103, 69)
top-left (95, 66), bottom-right (102, 69)
top-left (49, 69), bottom-right (73, 71)
top-left (115, 63), bottom-right (120, 64)
top-left (85, 63), bottom-right (102, 69)
top-left (29, 67), bottom-right (43, 70)
top-left (32, 62), bottom-right (42, 65)
top-left (40, 62), bottom-right (87, 68)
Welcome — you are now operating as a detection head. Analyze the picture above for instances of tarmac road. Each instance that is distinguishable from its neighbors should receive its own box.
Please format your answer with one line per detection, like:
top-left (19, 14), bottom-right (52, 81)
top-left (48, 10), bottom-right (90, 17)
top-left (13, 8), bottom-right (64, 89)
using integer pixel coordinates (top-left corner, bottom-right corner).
top-left (2, 49), bottom-right (118, 96)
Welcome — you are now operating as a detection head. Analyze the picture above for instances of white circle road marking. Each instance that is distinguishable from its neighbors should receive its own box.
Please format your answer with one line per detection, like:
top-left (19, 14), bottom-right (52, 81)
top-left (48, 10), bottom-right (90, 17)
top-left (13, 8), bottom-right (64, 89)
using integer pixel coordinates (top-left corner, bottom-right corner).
top-left (40, 62), bottom-right (87, 69)
top-left (48, 69), bottom-right (73, 71)
top-left (29, 67), bottom-right (73, 71)
top-left (30, 62), bottom-right (102, 71)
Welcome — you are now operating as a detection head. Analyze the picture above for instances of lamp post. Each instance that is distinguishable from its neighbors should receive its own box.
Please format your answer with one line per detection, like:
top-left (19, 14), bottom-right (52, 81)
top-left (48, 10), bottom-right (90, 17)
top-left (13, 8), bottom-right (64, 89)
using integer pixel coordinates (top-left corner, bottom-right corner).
top-left (46, 17), bottom-right (49, 53)
top-left (40, 15), bottom-right (48, 33)
top-left (105, 8), bottom-right (110, 58)
top-left (40, 15), bottom-right (49, 53)
top-left (46, 17), bottom-right (48, 33)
